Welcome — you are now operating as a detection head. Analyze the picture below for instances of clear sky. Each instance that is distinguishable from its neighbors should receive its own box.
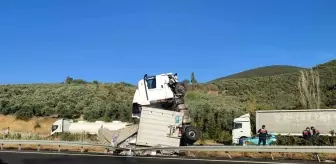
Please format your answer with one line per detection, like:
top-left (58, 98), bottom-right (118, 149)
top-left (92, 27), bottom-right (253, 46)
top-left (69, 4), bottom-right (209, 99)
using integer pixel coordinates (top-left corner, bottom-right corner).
top-left (1, 0), bottom-right (335, 84)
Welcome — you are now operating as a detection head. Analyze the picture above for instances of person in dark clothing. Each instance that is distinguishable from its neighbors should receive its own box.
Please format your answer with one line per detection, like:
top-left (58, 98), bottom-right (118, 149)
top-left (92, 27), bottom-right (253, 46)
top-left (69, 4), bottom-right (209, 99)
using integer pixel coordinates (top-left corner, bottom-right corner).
top-left (302, 127), bottom-right (311, 140)
top-left (257, 125), bottom-right (268, 146)
top-left (311, 126), bottom-right (320, 136)
top-left (310, 126), bottom-right (320, 146)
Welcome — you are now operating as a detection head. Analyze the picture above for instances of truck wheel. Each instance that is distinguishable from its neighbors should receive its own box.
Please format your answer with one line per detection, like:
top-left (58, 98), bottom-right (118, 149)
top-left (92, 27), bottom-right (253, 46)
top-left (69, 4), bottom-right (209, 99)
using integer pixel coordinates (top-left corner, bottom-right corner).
top-left (184, 126), bottom-right (201, 143)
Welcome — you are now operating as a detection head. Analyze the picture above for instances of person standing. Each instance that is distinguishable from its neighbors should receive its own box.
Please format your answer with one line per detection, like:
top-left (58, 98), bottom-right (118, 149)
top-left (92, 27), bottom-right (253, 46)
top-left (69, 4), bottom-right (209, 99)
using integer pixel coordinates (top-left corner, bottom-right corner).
top-left (311, 126), bottom-right (320, 145)
top-left (311, 126), bottom-right (320, 136)
top-left (257, 125), bottom-right (268, 146)
top-left (4, 127), bottom-right (9, 138)
top-left (302, 127), bottom-right (311, 140)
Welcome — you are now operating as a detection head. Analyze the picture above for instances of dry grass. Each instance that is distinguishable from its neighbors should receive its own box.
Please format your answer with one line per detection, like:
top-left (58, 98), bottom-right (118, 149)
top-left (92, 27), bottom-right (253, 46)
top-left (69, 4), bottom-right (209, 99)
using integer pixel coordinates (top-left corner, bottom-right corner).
top-left (1, 144), bottom-right (106, 153)
top-left (0, 115), bottom-right (107, 153)
top-left (0, 115), bottom-right (57, 135)
top-left (195, 140), bottom-right (218, 145)
top-left (191, 139), bottom-right (336, 161)
top-left (186, 151), bottom-right (336, 161)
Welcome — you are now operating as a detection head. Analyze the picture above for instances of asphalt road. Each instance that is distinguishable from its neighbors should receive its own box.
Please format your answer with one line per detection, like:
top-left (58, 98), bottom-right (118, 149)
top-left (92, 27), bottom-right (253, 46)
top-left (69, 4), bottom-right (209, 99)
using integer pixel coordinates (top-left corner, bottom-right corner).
top-left (0, 151), bottom-right (321, 164)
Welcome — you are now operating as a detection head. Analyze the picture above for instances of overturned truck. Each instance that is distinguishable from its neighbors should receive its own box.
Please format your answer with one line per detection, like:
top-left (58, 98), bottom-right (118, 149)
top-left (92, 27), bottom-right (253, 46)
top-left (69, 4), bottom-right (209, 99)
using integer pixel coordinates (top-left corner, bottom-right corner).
top-left (97, 73), bottom-right (201, 155)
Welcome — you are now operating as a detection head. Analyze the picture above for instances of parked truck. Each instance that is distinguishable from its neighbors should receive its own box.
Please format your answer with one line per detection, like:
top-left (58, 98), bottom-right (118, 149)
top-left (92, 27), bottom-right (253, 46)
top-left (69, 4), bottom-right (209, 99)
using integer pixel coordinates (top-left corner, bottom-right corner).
top-left (232, 109), bottom-right (336, 145)
top-left (51, 119), bottom-right (131, 135)
top-left (51, 72), bottom-right (200, 155)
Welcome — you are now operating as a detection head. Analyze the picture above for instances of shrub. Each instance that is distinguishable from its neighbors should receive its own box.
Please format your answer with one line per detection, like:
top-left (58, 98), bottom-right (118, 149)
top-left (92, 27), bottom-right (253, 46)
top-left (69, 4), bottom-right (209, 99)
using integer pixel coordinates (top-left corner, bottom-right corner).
top-left (275, 135), bottom-right (336, 146)
top-left (34, 120), bottom-right (41, 130)
top-left (50, 132), bottom-right (98, 142)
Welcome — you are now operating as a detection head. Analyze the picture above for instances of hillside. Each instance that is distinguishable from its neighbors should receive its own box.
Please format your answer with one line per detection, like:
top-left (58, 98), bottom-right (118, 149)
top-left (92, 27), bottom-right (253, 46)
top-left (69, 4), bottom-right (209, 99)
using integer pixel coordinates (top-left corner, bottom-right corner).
top-left (187, 59), bottom-right (335, 141)
top-left (0, 59), bottom-right (335, 143)
top-left (212, 65), bottom-right (305, 81)
top-left (0, 83), bottom-right (136, 122)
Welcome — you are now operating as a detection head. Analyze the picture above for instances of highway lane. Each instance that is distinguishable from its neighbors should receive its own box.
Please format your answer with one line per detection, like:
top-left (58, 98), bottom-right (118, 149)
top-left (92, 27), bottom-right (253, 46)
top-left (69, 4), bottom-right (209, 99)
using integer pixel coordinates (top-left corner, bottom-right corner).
top-left (0, 151), bottom-right (320, 164)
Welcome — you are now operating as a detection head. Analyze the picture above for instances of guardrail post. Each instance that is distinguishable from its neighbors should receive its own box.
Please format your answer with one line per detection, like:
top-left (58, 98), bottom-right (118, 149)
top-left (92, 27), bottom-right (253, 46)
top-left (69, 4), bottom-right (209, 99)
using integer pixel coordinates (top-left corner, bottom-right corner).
top-left (225, 151), bottom-right (232, 159)
top-left (187, 151), bottom-right (195, 158)
top-left (0, 143), bottom-right (3, 150)
top-left (104, 148), bottom-right (109, 154)
top-left (314, 153), bottom-right (321, 162)
top-left (18, 144), bottom-right (21, 151)
top-left (37, 144), bottom-right (40, 152)
top-left (270, 153), bottom-right (274, 160)
top-left (58, 145), bottom-right (61, 152)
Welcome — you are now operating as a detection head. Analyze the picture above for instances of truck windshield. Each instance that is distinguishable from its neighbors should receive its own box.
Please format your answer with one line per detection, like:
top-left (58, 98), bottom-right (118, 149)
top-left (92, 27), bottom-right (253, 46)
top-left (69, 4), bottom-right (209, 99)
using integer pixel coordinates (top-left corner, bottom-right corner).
top-left (146, 77), bottom-right (156, 89)
top-left (233, 122), bottom-right (242, 129)
top-left (51, 125), bottom-right (58, 132)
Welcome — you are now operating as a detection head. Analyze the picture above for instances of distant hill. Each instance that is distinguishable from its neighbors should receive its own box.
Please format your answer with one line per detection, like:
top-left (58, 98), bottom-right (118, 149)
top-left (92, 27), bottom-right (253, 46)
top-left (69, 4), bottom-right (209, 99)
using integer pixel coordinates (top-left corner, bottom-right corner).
top-left (212, 65), bottom-right (306, 81)
top-left (187, 59), bottom-right (335, 142)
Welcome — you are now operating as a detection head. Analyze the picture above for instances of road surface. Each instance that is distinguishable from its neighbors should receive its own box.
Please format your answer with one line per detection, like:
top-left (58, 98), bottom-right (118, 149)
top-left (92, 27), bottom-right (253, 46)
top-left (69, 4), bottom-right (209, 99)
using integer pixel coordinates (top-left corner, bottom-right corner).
top-left (0, 151), bottom-right (320, 164)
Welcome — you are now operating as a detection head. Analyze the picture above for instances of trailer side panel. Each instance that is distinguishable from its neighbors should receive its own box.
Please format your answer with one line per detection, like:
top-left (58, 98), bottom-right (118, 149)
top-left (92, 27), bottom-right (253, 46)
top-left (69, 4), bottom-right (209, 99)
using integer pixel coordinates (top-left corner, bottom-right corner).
top-left (256, 109), bottom-right (336, 135)
top-left (136, 106), bottom-right (183, 147)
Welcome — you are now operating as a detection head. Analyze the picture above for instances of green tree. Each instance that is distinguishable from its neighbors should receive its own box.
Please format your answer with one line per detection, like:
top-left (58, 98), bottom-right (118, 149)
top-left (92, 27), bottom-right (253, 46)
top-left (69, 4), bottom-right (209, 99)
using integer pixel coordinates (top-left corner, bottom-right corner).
top-left (191, 72), bottom-right (198, 84)
top-left (181, 79), bottom-right (190, 84)
top-left (71, 79), bottom-right (87, 84)
top-left (65, 76), bottom-right (73, 84)
top-left (298, 69), bottom-right (321, 109)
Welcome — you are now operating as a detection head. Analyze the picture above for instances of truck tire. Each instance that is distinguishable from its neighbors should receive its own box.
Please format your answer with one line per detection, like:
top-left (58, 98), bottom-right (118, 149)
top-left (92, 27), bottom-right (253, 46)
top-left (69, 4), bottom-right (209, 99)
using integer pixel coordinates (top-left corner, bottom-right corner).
top-left (184, 126), bottom-right (201, 143)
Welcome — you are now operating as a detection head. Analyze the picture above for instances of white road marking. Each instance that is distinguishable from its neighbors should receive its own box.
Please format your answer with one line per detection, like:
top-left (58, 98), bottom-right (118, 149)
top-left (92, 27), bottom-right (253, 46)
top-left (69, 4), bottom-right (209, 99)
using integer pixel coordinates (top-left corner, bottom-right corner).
top-left (0, 150), bottom-right (305, 164)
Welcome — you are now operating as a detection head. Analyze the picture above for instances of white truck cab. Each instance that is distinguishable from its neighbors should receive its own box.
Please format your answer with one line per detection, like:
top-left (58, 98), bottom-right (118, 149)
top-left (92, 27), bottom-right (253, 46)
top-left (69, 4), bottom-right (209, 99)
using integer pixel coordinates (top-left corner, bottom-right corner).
top-left (232, 113), bottom-right (252, 145)
top-left (132, 73), bottom-right (180, 118)
top-left (133, 73), bottom-right (176, 104)
top-left (51, 119), bottom-right (71, 135)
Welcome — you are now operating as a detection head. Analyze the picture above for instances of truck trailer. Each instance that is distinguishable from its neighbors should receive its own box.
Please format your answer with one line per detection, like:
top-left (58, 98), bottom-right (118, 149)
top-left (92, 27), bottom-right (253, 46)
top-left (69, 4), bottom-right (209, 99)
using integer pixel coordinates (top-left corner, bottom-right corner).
top-left (232, 109), bottom-right (336, 145)
top-left (51, 119), bottom-right (131, 135)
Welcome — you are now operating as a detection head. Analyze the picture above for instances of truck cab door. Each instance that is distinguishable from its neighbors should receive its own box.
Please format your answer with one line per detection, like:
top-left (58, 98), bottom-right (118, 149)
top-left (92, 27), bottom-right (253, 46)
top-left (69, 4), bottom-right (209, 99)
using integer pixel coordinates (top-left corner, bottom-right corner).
top-left (232, 121), bottom-right (251, 144)
top-left (51, 119), bottom-right (64, 135)
top-left (145, 75), bottom-right (166, 102)
top-left (232, 122), bottom-right (243, 144)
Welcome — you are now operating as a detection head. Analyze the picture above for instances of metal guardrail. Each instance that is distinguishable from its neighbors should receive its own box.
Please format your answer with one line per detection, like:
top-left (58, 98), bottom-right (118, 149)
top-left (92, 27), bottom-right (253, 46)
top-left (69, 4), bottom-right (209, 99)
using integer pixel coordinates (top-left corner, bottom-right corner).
top-left (0, 140), bottom-right (334, 162)
top-left (1, 140), bottom-right (336, 154)
top-left (0, 140), bottom-right (115, 152)
top-left (134, 145), bottom-right (335, 162)
top-left (135, 145), bottom-right (336, 153)
top-left (0, 140), bottom-right (108, 147)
